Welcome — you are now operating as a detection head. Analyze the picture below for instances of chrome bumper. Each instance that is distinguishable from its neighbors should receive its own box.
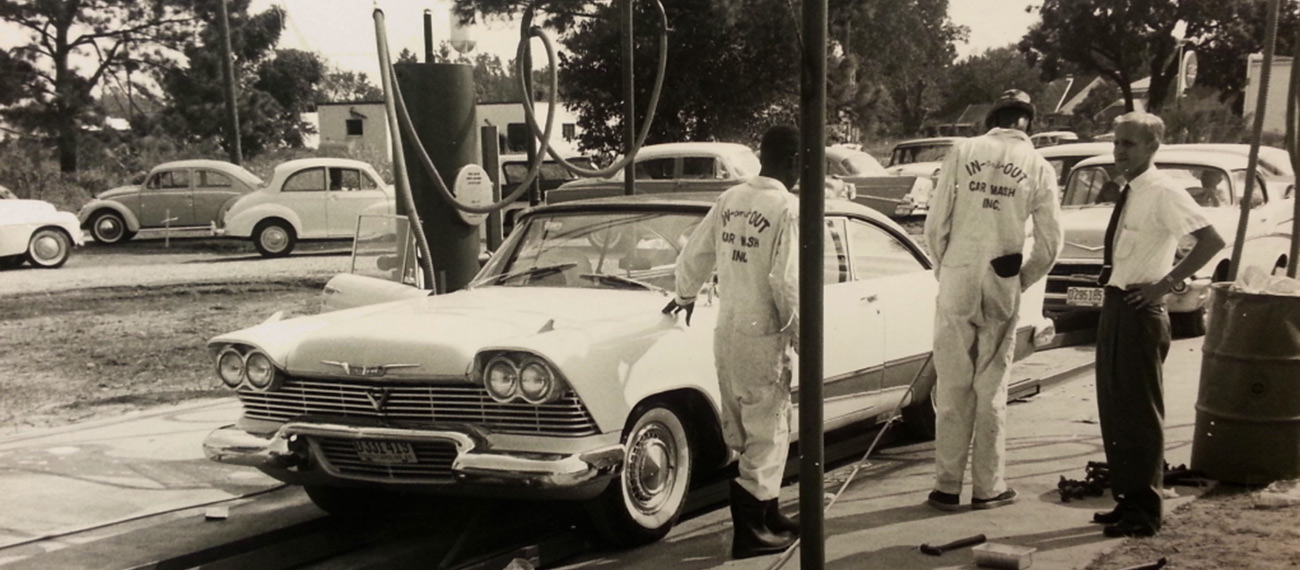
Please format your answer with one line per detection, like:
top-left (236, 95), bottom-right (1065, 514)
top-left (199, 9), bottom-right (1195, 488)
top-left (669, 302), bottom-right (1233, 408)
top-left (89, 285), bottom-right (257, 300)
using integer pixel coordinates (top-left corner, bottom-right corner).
top-left (1044, 277), bottom-right (1211, 314)
top-left (204, 422), bottom-right (623, 492)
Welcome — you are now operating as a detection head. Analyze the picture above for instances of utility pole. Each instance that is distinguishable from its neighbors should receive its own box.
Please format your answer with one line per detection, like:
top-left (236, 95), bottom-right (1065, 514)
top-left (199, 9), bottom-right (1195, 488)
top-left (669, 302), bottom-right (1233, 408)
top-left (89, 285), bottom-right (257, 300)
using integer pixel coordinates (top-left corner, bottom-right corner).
top-left (217, 0), bottom-right (243, 165)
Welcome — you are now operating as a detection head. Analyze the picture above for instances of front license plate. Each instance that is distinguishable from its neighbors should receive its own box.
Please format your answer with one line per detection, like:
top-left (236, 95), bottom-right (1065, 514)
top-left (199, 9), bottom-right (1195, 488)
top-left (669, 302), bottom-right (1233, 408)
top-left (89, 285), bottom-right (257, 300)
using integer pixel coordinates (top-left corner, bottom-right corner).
top-left (355, 440), bottom-right (417, 464)
top-left (1066, 286), bottom-right (1104, 307)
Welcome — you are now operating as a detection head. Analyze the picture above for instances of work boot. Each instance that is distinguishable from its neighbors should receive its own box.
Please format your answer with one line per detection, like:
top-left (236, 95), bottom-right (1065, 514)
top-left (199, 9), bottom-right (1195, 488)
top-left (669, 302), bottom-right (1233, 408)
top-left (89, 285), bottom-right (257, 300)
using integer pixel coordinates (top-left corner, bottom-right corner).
top-left (729, 481), bottom-right (796, 559)
top-left (765, 499), bottom-right (800, 535)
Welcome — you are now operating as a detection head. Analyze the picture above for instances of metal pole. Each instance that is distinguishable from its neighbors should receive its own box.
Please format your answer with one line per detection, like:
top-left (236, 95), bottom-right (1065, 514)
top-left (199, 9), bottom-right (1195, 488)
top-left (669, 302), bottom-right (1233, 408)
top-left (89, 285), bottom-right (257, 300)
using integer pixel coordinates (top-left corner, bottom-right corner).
top-left (216, 0), bottom-right (242, 165)
top-left (1288, 30), bottom-right (1300, 278)
top-left (798, 0), bottom-right (827, 568)
top-left (1230, 0), bottom-right (1280, 281)
top-left (523, 42), bottom-right (542, 206)
top-left (424, 10), bottom-right (435, 62)
top-left (622, 0), bottom-right (636, 196)
top-left (482, 125), bottom-right (504, 252)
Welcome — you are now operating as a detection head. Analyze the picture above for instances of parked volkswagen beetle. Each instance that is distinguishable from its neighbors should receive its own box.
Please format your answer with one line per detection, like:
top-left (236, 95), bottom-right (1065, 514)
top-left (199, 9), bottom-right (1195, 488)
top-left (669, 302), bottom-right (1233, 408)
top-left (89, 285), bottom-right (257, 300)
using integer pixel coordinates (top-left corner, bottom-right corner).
top-left (77, 160), bottom-right (262, 244)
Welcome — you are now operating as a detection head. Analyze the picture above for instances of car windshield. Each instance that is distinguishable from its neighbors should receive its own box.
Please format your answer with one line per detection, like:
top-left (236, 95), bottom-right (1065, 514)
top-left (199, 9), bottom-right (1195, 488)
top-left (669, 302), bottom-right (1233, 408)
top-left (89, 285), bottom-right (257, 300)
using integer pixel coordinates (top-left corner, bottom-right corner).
top-left (1062, 164), bottom-right (1245, 208)
top-left (889, 143), bottom-right (952, 166)
top-left (837, 153), bottom-right (887, 176)
top-left (472, 209), bottom-right (703, 291)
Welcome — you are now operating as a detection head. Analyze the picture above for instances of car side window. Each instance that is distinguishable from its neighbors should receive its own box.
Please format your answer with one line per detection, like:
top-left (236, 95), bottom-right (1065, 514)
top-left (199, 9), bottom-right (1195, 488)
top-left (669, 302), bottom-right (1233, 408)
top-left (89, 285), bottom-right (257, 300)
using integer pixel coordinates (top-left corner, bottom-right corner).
top-left (328, 168), bottom-right (364, 191)
top-left (147, 170), bottom-right (189, 190)
top-left (1064, 166), bottom-right (1113, 205)
top-left (284, 168), bottom-right (325, 192)
top-left (845, 219), bottom-right (926, 280)
top-left (635, 158), bottom-right (675, 180)
top-left (1229, 170), bottom-right (1268, 208)
top-left (824, 218), bottom-right (849, 284)
top-left (680, 156), bottom-right (717, 179)
top-left (503, 162), bottom-right (528, 185)
top-left (201, 171), bottom-right (232, 187)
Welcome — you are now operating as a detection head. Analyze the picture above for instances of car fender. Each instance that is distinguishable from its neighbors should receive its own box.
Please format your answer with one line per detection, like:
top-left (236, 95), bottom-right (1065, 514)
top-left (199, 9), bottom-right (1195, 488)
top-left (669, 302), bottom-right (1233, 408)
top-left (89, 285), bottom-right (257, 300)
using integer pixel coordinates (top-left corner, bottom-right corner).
top-left (223, 202), bottom-right (304, 239)
top-left (77, 200), bottom-right (141, 233)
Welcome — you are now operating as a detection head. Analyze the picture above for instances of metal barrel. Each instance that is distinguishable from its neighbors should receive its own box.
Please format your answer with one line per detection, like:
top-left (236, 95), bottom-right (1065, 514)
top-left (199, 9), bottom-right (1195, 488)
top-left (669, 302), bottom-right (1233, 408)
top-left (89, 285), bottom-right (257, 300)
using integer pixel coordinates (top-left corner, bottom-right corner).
top-left (1191, 283), bottom-right (1300, 484)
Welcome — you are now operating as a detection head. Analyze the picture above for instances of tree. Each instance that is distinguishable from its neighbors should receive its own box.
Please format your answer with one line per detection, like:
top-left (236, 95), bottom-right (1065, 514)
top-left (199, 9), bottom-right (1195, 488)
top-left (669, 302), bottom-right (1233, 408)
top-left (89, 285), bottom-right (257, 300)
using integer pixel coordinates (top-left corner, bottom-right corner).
top-left (937, 46), bottom-right (1049, 122)
top-left (0, 0), bottom-right (194, 171)
top-left (317, 66), bottom-right (383, 103)
top-left (1179, 0), bottom-right (1300, 110)
top-left (430, 45), bottom-right (530, 103)
top-left (157, 1), bottom-right (322, 156)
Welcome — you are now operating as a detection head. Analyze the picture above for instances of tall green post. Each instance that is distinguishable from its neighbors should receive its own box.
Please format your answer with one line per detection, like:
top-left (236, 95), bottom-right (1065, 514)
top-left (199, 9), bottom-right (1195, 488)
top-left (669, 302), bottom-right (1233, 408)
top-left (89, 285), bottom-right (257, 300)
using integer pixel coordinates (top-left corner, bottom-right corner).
top-left (395, 62), bottom-right (481, 293)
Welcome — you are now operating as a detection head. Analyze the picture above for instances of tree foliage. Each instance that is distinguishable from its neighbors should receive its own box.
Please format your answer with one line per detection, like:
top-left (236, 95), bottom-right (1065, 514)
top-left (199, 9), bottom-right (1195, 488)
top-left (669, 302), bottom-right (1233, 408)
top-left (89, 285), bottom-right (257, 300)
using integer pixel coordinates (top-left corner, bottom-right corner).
top-left (1179, 0), bottom-right (1300, 109)
top-left (936, 46), bottom-right (1047, 124)
top-left (156, 0), bottom-right (323, 157)
top-left (0, 0), bottom-right (194, 171)
top-left (317, 66), bottom-right (383, 103)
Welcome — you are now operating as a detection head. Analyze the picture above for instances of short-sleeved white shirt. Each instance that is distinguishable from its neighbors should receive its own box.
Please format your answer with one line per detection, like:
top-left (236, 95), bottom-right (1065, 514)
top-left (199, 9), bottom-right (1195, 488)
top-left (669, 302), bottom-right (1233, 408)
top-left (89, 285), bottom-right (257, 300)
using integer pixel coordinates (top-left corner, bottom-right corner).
top-left (1108, 167), bottom-right (1212, 289)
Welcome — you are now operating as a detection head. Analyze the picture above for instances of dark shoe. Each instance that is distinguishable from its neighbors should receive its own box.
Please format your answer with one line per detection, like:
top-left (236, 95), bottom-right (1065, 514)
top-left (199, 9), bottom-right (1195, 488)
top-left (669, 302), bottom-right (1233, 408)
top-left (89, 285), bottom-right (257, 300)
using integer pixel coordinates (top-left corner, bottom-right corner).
top-left (1103, 516), bottom-right (1159, 538)
top-left (972, 488), bottom-right (1018, 510)
top-left (765, 499), bottom-right (800, 535)
top-left (1092, 507), bottom-right (1124, 525)
top-left (729, 481), bottom-right (796, 559)
top-left (926, 490), bottom-right (963, 511)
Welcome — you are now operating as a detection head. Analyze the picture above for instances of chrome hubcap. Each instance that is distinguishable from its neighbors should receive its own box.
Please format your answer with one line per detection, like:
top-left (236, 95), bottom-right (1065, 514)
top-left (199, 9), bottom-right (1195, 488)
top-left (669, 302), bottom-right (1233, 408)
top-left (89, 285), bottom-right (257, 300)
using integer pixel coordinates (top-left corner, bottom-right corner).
top-left (95, 217), bottom-right (122, 241)
top-left (261, 228), bottom-right (288, 251)
top-left (31, 234), bottom-right (63, 262)
top-left (627, 424), bottom-right (676, 514)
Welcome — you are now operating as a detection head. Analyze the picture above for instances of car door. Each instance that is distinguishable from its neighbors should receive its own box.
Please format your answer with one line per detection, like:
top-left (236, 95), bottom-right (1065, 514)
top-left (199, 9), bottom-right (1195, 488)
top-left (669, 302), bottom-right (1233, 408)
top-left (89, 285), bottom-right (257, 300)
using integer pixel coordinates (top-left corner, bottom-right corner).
top-left (845, 218), bottom-right (936, 399)
top-left (139, 169), bottom-right (194, 228)
top-left (279, 167), bottom-right (330, 238)
top-left (800, 217), bottom-right (885, 427)
top-left (193, 169), bottom-right (244, 226)
top-left (325, 167), bottom-right (387, 237)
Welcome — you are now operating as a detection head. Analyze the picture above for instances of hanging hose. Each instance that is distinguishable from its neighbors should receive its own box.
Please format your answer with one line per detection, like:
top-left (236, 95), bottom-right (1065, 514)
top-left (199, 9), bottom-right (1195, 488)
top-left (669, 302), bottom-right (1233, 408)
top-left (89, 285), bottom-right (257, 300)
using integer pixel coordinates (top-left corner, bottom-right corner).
top-left (374, 7), bottom-right (437, 290)
top-left (513, 0), bottom-right (670, 178)
top-left (765, 354), bottom-right (935, 570)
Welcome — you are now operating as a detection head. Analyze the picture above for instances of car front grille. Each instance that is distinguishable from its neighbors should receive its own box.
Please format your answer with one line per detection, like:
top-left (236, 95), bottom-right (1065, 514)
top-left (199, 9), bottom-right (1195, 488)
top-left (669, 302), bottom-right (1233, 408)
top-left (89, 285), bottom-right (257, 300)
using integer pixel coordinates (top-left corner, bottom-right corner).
top-left (238, 377), bottom-right (599, 436)
top-left (1047, 263), bottom-right (1104, 295)
top-left (312, 436), bottom-right (456, 482)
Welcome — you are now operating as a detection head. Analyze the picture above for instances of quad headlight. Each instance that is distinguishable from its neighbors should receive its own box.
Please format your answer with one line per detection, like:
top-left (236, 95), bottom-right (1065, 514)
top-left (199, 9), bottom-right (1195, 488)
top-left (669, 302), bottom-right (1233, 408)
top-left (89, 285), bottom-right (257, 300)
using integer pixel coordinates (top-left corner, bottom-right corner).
top-left (213, 345), bottom-right (280, 391)
top-left (480, 352), bottom-right (568, 404)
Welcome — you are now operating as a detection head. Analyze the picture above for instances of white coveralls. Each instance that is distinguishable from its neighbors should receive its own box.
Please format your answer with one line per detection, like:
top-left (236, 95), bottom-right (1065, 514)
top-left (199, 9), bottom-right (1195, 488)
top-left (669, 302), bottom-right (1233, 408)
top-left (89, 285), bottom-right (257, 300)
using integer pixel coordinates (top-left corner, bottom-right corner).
top-left (923, 128), bottom-right (1062, 499)
top-left (674, 177), bottom-right (800, 501)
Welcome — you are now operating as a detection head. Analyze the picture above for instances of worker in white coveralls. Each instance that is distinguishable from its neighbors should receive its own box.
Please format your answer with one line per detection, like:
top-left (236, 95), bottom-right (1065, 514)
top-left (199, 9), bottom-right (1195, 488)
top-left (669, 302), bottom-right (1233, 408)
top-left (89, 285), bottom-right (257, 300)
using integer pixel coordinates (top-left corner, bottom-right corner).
top-left (662, 125), bottom-right (801, 559)
top-left (923, 89), bottom-right (1063, 511)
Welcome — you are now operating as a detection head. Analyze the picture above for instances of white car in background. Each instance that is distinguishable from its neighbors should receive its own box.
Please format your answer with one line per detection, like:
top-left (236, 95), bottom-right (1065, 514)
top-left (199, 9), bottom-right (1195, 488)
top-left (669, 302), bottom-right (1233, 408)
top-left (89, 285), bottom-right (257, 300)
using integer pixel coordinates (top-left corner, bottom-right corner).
top-left (218, 158), bottom-right (395, 257)
top-left (885, 137), bottom-right (965, 215)
top-left (1, 186), bottom-right (84, 269)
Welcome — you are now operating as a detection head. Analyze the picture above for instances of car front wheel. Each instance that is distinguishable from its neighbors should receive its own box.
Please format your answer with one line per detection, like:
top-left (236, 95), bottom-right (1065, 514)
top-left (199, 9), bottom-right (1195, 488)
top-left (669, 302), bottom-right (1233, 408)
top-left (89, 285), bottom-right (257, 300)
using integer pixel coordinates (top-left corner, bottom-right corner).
top-left (585, 405), bottom-right (694, 547)
top-left (90, 211), bottom-right (132, 244)
top-left (253, 219), bottom-right (296, 258)
top-left (26, 228), bottom-right (72, 268)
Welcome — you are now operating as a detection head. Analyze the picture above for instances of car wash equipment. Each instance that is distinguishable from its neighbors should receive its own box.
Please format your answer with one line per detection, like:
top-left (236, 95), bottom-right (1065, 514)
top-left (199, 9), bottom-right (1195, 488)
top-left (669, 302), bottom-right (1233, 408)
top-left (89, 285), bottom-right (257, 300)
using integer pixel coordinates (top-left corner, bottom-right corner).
top-left (971, 542), bottom-right (1037, 569)
top-left (920, 533), bottom-right (987, 556)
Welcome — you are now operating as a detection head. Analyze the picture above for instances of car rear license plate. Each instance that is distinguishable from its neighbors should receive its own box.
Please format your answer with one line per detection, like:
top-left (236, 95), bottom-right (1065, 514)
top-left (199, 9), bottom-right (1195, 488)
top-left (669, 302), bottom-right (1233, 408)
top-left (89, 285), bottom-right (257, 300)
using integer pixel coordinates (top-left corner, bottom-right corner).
top-left (355, 440), bottom-right (417, 464)
top-left (1066, 286), bottom-right (1104, 307)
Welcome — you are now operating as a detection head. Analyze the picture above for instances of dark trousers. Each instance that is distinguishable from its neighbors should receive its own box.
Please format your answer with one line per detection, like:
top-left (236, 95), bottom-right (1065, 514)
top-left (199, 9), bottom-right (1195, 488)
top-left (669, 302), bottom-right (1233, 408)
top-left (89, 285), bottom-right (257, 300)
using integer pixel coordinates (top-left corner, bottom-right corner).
top-left (1096, 286), bottom-right (1170, 526)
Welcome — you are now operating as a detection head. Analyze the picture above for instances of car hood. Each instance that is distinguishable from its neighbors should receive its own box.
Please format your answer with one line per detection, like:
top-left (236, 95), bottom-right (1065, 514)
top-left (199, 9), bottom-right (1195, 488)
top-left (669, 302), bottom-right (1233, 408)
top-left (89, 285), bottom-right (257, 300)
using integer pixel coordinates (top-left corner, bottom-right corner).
top-left (1058, 205), bottom-right (1242, 261)
top-left (96, 184), bottom-right (140, 200)
top-left (211, 287), bottom-right (670, 379)
top-left (886, 162), bottom-right (941, 178)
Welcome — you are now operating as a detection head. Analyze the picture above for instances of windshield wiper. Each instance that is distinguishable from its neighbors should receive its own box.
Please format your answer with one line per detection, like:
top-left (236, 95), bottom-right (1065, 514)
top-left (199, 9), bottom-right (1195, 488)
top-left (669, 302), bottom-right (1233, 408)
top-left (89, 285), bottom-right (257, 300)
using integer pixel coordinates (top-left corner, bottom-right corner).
top-left (577, 273), bottom-right (665, 293)
top-left (486, 262), bottom-right (578, 285)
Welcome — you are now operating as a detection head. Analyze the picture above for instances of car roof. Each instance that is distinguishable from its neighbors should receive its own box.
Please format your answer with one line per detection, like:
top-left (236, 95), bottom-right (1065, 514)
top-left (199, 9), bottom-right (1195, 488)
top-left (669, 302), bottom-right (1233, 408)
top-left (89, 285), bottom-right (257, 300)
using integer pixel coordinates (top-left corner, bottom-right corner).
top-left (1037, 142), bottom-right (1113, 159)
top-left (1167, 144), bottom-right (1294, 176)
top-left (630, 142), bottom-right (755, 159)
top-left (271, 157), bottom-right (377, 175)
top-left (149, 160), bottom-right (263, 186)
top-left (1073, 148), bottom-right (1258, 170)
top-left (527, 190), bottom-right (903, 228)
top-left (824, 146), bottom-right (872, 160)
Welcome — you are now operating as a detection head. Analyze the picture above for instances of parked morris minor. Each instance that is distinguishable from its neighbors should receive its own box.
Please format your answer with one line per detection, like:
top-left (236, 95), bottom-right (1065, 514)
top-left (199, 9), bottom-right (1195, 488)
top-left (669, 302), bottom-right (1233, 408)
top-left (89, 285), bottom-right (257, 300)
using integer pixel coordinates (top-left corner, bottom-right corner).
top-left (1, 187), bottom-right (84, 269)
top-left (203, 192), bottom-right (1056, 547)
top-left (1047, 149), bottom-right (1295, 337)
top-left (78, 160), bottom-right (263, 244)
top-left (217, 158), bottom-right (395, 257)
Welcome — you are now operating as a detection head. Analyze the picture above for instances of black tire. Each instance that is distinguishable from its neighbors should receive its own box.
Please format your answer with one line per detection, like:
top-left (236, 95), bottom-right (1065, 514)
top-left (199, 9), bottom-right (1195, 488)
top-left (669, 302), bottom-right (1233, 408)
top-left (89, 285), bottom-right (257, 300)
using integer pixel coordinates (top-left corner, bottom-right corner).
top-left (901, 383), bottom-right (938, 441)
top-left (1170, 307), bottom-right (1207, 339)
top-left (26, 228), bottom-right (72, 268)
top-left (303, 485), bottom-right (399, 517)
top-left (584, 405), bottom-right (694, 548)
top-left (90, 210), bottom-right (132, 244)
top-left (253, 219), bottom-right (296, 258)
top-left (0, 255), bottom-right (25, 270)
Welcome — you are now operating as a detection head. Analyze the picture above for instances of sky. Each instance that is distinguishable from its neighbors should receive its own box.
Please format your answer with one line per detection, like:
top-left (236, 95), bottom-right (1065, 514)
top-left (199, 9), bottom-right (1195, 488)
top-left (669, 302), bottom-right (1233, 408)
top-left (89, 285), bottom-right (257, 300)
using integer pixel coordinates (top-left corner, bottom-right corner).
top-left (250, 0), bottom-right (1045, 83)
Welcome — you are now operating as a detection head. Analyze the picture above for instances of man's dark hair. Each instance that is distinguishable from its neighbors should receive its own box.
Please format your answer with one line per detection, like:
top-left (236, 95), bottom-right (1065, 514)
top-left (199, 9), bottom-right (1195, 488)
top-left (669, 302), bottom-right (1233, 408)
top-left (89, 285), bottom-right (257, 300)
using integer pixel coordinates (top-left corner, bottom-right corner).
top-left (989, 108), bottom-right (1032, 130)
top-left (760, 125), bottom-right (800, 167)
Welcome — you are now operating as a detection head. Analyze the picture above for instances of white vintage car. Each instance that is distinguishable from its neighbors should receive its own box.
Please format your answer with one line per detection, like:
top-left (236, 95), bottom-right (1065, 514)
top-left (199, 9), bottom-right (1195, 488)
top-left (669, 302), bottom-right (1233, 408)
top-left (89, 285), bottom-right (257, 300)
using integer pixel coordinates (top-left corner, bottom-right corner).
top-left (885, 136), bottom-right (965, 216)
top-left (1, 186), bottom-right (84, 269)
top-left (217, 158), bottom-right (395, 257)
top-left (1047, 148), bottom-right (1295, 337)
top-left (202, 193), bottom-right (1055, 547)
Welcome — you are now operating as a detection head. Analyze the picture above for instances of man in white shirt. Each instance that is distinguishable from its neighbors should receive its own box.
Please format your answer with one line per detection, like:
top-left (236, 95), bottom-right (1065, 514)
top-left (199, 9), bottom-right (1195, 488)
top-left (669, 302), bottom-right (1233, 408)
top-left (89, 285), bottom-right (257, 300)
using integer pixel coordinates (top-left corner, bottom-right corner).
top-left (924, 89), bottom-right (1063, 512)
top-left (1092, 112), bottom-right (1225, 537)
